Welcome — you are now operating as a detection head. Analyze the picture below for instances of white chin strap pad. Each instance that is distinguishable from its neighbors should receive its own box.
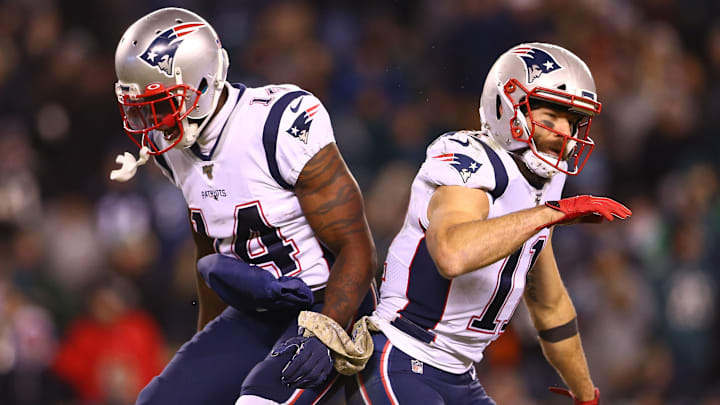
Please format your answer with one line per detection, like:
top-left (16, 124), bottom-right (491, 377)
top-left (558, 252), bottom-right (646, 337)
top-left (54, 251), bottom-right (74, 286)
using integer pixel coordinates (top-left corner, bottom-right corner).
top-left (521, 149), bottom-right (567, 179)
top-left (176, 121), bottom-right (200, 149)
top-left (109, 146), bottom-right (150, 182)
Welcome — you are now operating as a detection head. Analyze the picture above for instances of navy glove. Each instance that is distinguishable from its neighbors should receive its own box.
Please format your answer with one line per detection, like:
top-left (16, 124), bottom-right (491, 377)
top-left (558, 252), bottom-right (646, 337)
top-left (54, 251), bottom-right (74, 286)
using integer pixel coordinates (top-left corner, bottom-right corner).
top-left (272, 329), bottom-right (334, 389)
top-left (197, 254), bottom-right (313, 311)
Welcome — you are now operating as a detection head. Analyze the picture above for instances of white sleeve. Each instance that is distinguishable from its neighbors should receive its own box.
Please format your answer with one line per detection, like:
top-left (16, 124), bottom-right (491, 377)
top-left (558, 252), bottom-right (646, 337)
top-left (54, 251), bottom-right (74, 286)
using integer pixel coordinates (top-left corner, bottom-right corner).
top-left (418, 132), bottom-right (498, 191)
top-left (273, 93), bottom-right (335, 187)
top-left (417, 132), bottom-right (508, 228)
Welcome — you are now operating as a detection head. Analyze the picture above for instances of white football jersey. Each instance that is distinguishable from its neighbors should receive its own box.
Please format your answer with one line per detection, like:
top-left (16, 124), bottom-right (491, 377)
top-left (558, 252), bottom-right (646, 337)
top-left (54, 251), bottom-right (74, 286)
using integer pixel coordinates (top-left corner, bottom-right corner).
top-left (373, 130), bottom-right (566, 373)
top-left (150, 83), bottom-right (336, 290)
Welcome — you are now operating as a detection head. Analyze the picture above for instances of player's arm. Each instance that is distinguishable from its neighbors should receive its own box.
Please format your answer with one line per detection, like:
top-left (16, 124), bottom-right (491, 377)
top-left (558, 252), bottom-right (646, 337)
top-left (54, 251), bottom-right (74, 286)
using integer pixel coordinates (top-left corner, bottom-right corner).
top-left (426, 187), bottom-right (631, 279)
top-left (295, 143), bottom-right (376, 328)
top-left (523, 233), bottom-right (597, 402)
top-left (425, 185), bottom-right (558, 278)
top-left (189, 212), bottom-right (227, 331)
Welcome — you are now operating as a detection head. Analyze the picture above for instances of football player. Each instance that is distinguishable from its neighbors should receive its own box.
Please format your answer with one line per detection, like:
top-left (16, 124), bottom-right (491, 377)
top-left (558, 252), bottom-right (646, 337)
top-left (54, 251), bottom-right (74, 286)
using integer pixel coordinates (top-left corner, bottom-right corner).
top-left (347, 43), bottom-right (631, 404)
top-left (111, 8), bottom-right (377, 405)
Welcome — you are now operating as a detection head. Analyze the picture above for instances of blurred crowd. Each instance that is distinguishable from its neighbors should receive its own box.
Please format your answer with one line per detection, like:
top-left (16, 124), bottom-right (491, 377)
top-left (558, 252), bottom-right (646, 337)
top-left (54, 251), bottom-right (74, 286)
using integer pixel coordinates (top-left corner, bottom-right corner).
top-left (1, 0), bottom-right (719, 404)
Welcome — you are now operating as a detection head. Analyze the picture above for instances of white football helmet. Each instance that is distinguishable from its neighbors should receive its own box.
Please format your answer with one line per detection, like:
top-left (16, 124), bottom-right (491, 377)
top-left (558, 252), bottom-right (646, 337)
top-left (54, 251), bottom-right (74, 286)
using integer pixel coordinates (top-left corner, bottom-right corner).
top-left (479, 43), bottom-right (601, 177)
top-left (114, 7), bottom-right (229, 154)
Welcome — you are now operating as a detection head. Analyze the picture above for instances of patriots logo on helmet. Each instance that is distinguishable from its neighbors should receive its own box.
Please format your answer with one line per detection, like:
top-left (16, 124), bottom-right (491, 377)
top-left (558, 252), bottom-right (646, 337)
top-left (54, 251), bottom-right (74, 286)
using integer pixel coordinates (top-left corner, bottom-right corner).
top-left (511, 47), bottom-right (563, 83)
top-left (433, 153), bottom-right (482, 183)
top-left (138, 23), bottom-right (205, 77)
top-left (286, 102), bottom-right (320, 144)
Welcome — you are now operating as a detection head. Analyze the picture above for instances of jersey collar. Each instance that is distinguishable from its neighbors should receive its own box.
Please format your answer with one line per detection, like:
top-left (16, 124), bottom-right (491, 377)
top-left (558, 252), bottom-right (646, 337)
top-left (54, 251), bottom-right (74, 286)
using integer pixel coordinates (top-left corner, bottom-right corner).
top-left (189, 82), bottom-right (246, 161)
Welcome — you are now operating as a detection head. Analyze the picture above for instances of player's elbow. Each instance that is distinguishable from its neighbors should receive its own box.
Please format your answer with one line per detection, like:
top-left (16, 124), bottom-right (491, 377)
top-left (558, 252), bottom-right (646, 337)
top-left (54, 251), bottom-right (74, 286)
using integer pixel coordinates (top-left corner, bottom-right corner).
top-left (428, 243), bottom-right (464, 279)
top-left (426, 230), bottom-right (463, 279)
top-left (435, 258), bottom-right (464, 279)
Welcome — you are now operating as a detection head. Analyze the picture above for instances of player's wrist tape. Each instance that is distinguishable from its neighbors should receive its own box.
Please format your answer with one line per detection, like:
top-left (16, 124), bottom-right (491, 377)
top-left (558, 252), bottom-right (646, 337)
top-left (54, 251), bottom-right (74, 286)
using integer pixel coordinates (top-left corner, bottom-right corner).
top-left (298, 311), bottom-right (380, 375)
top-left (538, 317), bottom-right (578, 342)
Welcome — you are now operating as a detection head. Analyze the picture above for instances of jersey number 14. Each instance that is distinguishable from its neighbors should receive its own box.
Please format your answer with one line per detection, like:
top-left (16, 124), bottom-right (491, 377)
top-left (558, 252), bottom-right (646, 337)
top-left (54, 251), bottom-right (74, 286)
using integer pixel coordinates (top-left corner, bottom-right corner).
top-left (191, 201), bottom-right (300, 275)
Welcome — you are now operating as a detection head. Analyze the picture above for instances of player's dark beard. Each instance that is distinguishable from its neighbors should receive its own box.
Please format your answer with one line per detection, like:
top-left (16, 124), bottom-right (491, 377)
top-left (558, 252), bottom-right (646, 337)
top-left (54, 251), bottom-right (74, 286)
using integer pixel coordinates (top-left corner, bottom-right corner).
top-left (533, 124), bottom-right (566, 158)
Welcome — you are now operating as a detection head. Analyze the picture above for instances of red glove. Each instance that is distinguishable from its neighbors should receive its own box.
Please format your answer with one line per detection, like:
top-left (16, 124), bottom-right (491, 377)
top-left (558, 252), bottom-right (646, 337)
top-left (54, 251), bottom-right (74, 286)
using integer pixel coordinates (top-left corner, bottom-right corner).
top-left (539, 195), bottom-right (631, 229)
top-left (548, 387), bottom-right (600, 404)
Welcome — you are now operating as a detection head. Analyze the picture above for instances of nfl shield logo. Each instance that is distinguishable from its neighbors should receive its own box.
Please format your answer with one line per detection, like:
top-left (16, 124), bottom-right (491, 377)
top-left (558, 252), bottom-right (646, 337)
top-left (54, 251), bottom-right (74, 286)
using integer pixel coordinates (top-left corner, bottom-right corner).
top-left (411, 359), bottom-right (423, 374)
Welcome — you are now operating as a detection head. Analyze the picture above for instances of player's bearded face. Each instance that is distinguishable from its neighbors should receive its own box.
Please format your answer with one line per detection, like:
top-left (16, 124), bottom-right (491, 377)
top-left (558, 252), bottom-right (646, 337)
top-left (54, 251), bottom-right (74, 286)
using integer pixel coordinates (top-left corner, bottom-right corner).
top-left (526, 106), bottom-right (586, 159)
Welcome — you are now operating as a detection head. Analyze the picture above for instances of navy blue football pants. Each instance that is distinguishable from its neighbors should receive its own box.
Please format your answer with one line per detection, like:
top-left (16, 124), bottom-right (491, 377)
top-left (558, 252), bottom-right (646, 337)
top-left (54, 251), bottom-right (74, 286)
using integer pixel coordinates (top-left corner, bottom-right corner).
top-left (137, 291), bottom-right (376, 405)
top-left (346, 333), bottom-right (496, 405)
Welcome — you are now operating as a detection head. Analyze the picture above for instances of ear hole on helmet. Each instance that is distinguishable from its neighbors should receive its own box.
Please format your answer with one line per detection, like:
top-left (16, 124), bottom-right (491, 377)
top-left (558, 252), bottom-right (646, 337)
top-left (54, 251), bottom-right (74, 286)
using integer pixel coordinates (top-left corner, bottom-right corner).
top-left (132, 40), bottom-right (137, 46)
top-left (495, 94), bottom-right (502, 119)
top-left (155, 29), bottom-right (161, 34)
top-left (557, 84), bottom-right (566, 90)
top-left (176, 19), bottom-right (183, 24)
top-left (198, 79), bottom-right (208, 94)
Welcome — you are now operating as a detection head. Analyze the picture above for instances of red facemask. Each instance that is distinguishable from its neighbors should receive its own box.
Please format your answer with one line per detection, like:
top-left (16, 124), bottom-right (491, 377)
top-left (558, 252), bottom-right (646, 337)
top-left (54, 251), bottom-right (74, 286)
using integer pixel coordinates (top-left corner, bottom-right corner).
top-left (117, 82), bottom-right (201, 155)
top-left (503, 79), bottom-right (601, 175)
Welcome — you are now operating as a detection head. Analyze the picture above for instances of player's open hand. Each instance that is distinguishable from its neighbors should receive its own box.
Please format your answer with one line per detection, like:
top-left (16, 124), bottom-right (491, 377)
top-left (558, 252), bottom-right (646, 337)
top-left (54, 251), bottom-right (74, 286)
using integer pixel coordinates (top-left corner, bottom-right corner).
top-left (549, 387), bottom-right (600, 404)
top-left (539, 195), bottom-right (631, 229)
top-left (273, 329), bottom-right (333, 389)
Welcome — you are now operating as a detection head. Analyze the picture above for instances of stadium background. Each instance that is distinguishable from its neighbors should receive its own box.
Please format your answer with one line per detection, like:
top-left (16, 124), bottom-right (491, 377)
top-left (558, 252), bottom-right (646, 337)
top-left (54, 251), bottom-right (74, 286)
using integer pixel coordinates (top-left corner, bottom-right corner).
top-left (1, 0), bottom-right (719, 403)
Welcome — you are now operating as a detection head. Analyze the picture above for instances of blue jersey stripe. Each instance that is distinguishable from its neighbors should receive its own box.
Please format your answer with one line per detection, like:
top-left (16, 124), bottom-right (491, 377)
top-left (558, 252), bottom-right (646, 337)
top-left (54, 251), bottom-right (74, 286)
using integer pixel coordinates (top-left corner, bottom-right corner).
top-left (477, 139), bottom-right (508, 200)
top-left (398, 238), bottom-right (451, 332)
top-left (262, 90), bottom-right (310, 189)
top-left (189, 83), bottom-right (246, 161)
